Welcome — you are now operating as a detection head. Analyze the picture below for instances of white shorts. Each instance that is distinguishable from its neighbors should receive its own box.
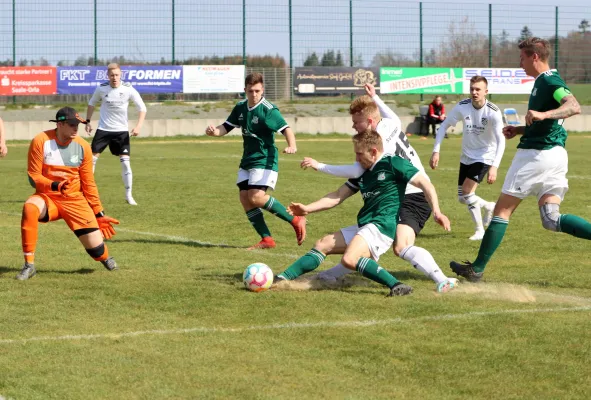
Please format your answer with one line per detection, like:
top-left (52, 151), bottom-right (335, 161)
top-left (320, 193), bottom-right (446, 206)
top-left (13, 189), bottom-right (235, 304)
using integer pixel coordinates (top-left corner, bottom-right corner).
top-left (340, 224), bottom-right (393, 261)
top-left (502, 146), bottom-right (569, 201)
top-left (236, 168), bottom-right (278, 190)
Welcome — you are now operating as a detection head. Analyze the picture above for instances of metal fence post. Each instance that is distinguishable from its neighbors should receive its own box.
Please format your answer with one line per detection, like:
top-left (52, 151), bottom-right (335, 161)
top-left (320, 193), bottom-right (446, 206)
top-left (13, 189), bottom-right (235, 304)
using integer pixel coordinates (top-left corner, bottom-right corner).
top-left (172, 0), bottom-right (175, 65)
top-left (489, 3), bottom-right (492, 100)
top-left (242, 0), bottom-right (246, 66)
top-left (419, 2), bottom-right (423, 102)
top-left (94, 0), bottom-right (97, 65)
top-left (289, 0), bottom-right (293, 100)
top-left (555, 6), bottom-right (559, 69)
top-left (12, 0), bottom-right (16, 104)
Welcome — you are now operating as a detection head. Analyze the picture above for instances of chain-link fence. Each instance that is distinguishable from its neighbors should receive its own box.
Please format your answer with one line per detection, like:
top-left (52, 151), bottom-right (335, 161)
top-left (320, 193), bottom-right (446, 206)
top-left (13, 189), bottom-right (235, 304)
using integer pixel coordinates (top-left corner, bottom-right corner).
top-left (1, 0), bottom-right (590, 102)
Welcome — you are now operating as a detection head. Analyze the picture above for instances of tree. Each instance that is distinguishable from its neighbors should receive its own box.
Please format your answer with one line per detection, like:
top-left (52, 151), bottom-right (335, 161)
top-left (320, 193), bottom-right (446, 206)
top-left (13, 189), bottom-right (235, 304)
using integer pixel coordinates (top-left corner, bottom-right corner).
top-left (519, 26), bottom-right (533, 42)
top-left (371, 50), bottom-right (415, 67)
top-left (320, 50), bottom-right (336, 66)
top-left (498, 29), bottom-right (510, 49)
top-left (335, 51), bottom-right (344, 67)
top-left (303, 52), bottom-right (319, 66)
top-left (579, 19), bottom-right (590, 34)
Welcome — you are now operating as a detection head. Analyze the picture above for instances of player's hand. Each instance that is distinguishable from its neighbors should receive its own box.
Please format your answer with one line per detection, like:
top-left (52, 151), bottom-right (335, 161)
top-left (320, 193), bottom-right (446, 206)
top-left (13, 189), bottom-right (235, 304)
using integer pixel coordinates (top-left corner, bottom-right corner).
top-left (0, 142), bottom-right (7, 157)
top-left (57, 177), bottom-right (80, 197)
top-left (503, 125), bottom-right (518, 139)
top-left (525, 110), bottom-right (546, 125)
top-left (97, 215), bottom-right (120, 240)
top-left (85, 123), bottom-right (93, 136)
top-left (205, 125), bottom-right (217, 136)
top-left (429, 152), bottom-right (440, 170)
top-left (364, 83), bottom-right (376, 97)
top-left (300, 157), bottom-right (320, 171)
top-left (487, 166), bottom-right (497, 184)
top-left (283, 146), bottom-right (297, 154)
top-left (433, 211), bottom-right (451, 232)
top-left (130, 127), bottom-right (141, 137)
top-left (287, 202), bottom-right (309, 216)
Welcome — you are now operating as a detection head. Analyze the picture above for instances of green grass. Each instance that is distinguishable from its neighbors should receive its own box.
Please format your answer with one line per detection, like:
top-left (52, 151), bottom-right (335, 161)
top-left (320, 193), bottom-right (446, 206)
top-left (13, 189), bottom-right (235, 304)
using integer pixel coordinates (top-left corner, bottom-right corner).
top-left (0, 134), bottom-right (590, 399)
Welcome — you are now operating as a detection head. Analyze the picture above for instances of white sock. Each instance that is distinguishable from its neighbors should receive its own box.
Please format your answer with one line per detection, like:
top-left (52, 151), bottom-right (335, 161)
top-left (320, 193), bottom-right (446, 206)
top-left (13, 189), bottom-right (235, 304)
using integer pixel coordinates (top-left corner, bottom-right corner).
top-left (318, 263), bottom-right (353, 280)
top-left (120, 155), bottom-right (133, 197)
top-left (400, 245), bottom-right (447, 284)
top-left (464, 193), bottom-right (484, 232)
top-left (92, 155), bottom-right (99, 173)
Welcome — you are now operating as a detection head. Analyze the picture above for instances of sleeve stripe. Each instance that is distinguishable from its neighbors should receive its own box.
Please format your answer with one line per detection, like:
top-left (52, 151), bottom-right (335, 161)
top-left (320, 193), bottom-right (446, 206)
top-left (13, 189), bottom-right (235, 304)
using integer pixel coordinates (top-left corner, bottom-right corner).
top-left (276, 124), bottom-right (289, 133)
top-left (225, 121), bottom-right (240, 128)
top-left (345, 181), bottom-right (359, 191)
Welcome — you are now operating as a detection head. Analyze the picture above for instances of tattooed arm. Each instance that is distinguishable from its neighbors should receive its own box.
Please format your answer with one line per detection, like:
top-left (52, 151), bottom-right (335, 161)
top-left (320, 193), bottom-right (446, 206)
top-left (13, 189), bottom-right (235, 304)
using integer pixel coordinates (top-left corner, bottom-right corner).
top-left (525, 94), bottom-right (581, 125)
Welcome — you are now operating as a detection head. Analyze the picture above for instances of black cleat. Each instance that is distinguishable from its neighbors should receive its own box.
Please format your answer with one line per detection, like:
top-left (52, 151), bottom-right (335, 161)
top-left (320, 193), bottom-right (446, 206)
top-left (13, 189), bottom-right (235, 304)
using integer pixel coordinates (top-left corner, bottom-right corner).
top-left (387, 282), bottom-right (413, 297)
top-left (272, 275), bottom-right (286, 287)
top-left (100, 257), bottom-right (118, 271)
top-left (449, 260), bottom-right (483, 282)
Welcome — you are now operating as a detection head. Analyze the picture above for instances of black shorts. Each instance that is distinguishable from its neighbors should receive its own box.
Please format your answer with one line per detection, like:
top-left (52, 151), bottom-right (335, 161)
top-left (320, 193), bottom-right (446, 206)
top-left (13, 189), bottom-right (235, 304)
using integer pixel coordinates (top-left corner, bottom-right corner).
top-left (398, 192), bottom-right (432, 235)
top-left (91, 129), bottom-right (131, 156)
top-left (458, 162), bottom-right (490, 185)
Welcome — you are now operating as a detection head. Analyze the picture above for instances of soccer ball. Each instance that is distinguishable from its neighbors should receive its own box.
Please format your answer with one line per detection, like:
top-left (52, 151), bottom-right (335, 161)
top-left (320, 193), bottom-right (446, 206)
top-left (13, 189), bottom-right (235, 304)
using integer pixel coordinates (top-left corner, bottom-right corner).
top-left (243, 263), bottom-right (274, 292)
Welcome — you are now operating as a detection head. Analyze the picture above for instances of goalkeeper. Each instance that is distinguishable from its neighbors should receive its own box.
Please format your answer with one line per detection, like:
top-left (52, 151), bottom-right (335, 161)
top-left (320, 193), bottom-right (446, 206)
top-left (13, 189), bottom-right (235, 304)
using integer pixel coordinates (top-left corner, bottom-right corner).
top-left (17, 107), bottom-right (120, 280)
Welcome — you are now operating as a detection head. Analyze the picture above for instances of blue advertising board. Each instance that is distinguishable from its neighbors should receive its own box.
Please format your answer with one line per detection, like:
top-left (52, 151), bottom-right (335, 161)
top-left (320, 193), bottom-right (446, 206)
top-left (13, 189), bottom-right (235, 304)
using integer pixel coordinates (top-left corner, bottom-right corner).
top-left (57, 66), bottom-right (183, 94)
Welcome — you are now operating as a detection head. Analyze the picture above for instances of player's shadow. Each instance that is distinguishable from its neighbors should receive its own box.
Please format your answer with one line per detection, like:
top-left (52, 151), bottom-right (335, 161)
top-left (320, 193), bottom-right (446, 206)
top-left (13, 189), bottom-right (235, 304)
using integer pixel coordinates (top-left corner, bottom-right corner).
top-left (0, 266), bottom-right (95, 277)
top-left (197, 272), bottom-right (244, 284)
top-left (112, 238), bottom-right (242, 249)
top-left (0, 200), bottom-right (25, 204)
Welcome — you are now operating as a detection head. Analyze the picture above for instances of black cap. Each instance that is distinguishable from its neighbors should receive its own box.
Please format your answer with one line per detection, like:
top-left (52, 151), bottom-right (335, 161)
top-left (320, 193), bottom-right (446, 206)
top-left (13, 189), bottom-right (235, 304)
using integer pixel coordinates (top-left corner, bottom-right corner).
top-left (49, 107), bottom-right (87, 124)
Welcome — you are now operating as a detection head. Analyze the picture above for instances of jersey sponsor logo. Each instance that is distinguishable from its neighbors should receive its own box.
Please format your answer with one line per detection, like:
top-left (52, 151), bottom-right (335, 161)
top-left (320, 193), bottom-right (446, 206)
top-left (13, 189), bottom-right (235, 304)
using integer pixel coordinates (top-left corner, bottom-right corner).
top-left (252, 116), bottom-right (259, 124)
top-left (465, 116), bottom-right (470, 120)
top-left (377, 172), bottom-right (386, 181)
top-left (361, 190), bottom-right (381, 199)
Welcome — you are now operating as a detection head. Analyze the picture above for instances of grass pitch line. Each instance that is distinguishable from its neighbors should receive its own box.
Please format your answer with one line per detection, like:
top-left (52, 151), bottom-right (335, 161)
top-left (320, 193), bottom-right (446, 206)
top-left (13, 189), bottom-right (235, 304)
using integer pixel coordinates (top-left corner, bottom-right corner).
top-left (0, 306), bottom-right (589, 345)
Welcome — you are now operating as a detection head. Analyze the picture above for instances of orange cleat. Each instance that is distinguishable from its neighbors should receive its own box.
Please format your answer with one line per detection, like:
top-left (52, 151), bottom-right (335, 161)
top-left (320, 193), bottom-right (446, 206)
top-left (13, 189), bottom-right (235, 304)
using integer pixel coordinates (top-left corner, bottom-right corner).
top-left (247, 236), bottom-right (276, 250)
top-left (291, 216), bottom-right (307, 246)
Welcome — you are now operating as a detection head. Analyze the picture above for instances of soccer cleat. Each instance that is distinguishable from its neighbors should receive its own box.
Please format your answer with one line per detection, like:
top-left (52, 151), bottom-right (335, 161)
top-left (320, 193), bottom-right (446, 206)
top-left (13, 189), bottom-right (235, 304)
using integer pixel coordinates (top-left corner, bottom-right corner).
top-left (387, 282), bottom-right (413, 296)
top-left (16, 262), bottom-right (36, 280)
top-left (100, 257), bottom-right (118, 271)
top-left (126, 197), bottom-right (138, 206)
top-left (291, 216), bottom-right (307, 246)
top-left (483, 202), bottom-right (495, 227)
top-left (469, 231), bottom-right (485, 241)
top-left (436, 278), bottom-right (459, 293)
top-left (273, 275), bottom-right (286, 284)
top-left (316, 271), bottom-right (338, 283)
top-left (247, 236), bottom-right (276, 250)
top-left (449, 260), bottom-right (483, 282)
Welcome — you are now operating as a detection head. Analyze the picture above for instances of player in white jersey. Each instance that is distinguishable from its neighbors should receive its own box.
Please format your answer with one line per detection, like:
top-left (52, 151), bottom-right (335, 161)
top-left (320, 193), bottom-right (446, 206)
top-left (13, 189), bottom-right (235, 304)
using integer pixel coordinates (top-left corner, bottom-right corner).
top-left (430, 76), bottom-right (505, 241)
top-left (85, 63), bottom-right (147, 206)
top-left (300, 84), bottom-right (457, 292)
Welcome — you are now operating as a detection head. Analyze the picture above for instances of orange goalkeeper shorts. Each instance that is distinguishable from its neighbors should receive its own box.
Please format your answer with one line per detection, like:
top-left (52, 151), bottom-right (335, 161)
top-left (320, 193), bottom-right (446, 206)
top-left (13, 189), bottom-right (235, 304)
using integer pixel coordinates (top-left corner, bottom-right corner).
top-left (34, 194), bottom-right (99, 231)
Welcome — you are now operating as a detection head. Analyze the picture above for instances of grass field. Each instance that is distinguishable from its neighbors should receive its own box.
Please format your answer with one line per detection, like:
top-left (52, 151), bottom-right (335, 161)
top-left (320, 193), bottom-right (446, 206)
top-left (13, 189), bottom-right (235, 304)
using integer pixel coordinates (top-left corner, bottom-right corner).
top-left (1, 133), bottom-right (590, 399)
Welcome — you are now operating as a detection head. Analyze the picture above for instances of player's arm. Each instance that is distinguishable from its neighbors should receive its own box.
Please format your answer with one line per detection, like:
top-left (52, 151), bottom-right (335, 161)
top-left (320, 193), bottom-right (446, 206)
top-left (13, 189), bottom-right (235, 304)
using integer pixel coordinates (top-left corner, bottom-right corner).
top-left (300, 157), bottom-right (365, 179)
top-left (27, 136), bottom-right (61, 192)
top-left (527, 89), bottom-right (581, 124)
top-left (488, 111), bottom-right (506, 184)
top-left (79, 144), bottom-right (103, 214)
top-left (85, 88), bottom-right (101, 134)
top-left (130, 90), bottom-right (147, 136)
top-left (0, 117), bottom-right (7, 157)
top-left (365, 83), bottom-right (398, 120)
top-left (205, 123), bottom-right (232, 137)
top-left (408, 173), bottom-right (451, 231)
top-left (430, 107), bottom-right (458, 169)
top-left (281, 127), bottom-right (297, 154)
top-left (288, 182), bottom-right (356, 216)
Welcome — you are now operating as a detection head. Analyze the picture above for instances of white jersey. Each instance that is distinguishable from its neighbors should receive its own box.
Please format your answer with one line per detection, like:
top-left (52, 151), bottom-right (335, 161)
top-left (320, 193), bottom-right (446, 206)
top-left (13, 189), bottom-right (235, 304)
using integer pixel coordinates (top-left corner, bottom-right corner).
top-left (316, 94), bottom-right (429, 195)
top-left (88, 81), bottom-right (147, 132)
top-left (433, 98), bottom-right (505, 167)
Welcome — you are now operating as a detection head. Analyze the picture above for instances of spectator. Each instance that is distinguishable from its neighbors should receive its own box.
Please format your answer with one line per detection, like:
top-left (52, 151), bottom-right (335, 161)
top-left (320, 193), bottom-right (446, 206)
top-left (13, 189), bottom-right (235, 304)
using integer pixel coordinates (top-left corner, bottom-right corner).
top-left (428, 96), bottom-right (446, 137)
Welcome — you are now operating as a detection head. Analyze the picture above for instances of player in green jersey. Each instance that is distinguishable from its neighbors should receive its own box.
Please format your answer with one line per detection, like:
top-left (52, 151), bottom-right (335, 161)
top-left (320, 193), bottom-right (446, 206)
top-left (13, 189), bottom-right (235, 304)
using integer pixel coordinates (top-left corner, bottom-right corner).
top-left (206, 72), bottom-right (306, 250)
top-left (275, 129), bottom-right (451, 296)
top-left (451, 37), bottom-right (590, 282)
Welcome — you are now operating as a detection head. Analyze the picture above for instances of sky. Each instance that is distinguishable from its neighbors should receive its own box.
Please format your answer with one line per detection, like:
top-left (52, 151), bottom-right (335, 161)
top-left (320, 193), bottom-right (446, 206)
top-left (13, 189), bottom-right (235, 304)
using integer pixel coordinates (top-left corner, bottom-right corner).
top-left (0, 0), bottom-right (588, 67)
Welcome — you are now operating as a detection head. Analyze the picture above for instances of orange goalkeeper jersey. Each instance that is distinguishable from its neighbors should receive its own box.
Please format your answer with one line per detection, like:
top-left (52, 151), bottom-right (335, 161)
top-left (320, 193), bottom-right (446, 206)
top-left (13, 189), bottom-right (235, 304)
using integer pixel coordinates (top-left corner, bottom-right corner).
top-left (27, 129), bottom-right (103, 215)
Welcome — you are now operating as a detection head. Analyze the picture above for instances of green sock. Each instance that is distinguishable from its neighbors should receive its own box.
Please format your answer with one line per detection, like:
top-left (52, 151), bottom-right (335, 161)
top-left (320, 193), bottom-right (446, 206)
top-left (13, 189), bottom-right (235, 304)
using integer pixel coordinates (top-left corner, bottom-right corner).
top-left (245, 208), bottom-right (271, 238)
top-left (559, 214), bottom-right (591, 240)
top-left (279, 248), bottom-right (326, 280)
top-left (264, 197), bottom-right (294, 223)
top-left (473, 217), bottom-right (509, 273)
top-left (356, 257), bottom-right (398, 288)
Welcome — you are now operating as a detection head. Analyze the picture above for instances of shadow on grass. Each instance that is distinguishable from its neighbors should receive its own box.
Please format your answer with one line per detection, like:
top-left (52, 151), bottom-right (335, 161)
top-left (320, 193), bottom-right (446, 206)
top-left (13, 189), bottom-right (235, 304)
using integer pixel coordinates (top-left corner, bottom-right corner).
top-left (0, 266), bottom-right (95, 276)
top-left (112, 238), bottom-right (243, 249)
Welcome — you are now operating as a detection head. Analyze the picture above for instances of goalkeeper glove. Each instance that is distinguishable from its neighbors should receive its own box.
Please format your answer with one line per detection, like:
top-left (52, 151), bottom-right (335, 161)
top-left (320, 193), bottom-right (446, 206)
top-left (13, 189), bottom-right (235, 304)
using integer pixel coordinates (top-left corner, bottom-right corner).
top-left (96, 212), bottom-right (120, 240)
